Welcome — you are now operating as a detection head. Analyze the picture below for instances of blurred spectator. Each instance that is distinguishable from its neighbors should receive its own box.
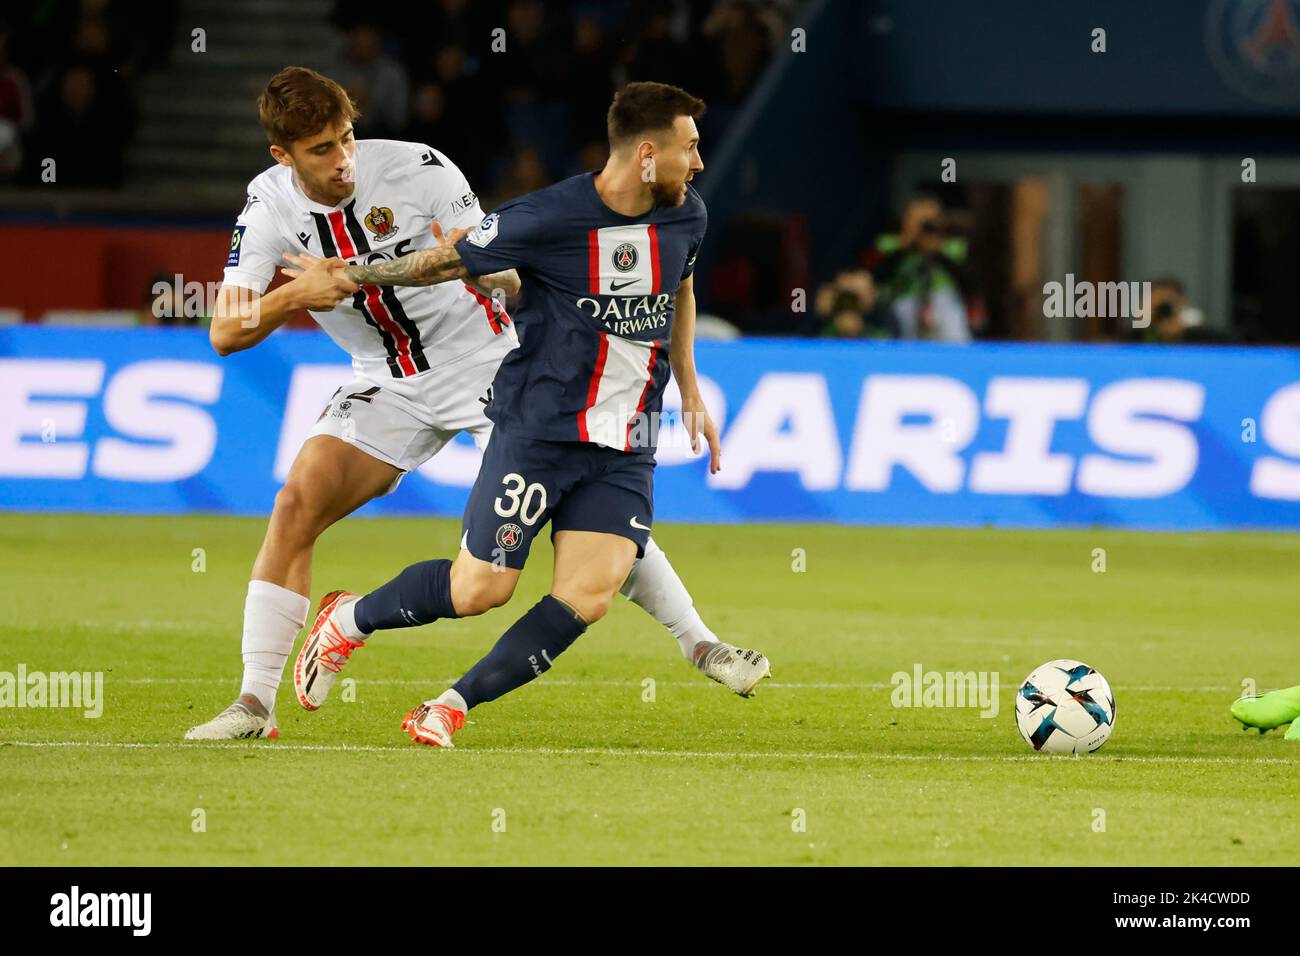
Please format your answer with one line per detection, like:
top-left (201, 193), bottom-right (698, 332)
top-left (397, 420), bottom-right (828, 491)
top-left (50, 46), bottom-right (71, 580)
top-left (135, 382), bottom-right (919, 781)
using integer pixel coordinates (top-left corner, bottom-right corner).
top-left (574, 140), bottom-right (609, 175)
top-left (63, 2), bottom-right (136, 120)
top-left (343, 0), bottom-right (785, 212)
top-left (815, 269), bottom-right (892, 339)
top-left (0, 119), bottom-right (19, 177)
top-left (1131, 278), bottom-right (1231, 344)
top-left (0, 18), bottom-right (26, 178)
top-left (563, 14), bottom-right (617, 150)
top-left (499, 0), bottom-right (553, 108)
top-left (9, 0), bottom-right (153, 187)
top-left (0, 23), bottom-right (34, 137)
top-left (332, 23), bottom-right (409, 138)
top-left (621, 6), bottom-right (696, 92)
top-left (490, 146), bottom-right (550, 209)
top-left (405, 43), bottom-right (492, 189)
top-left (866, 194), bottom-right (974, 343)
top-left (407, 82), bottom-right (449, 144)
top-left (696, 0), bottom-right (782, 141)
top-left (496, 0), bottom-right (570, 173)
top-left (28, 65), bottom-right (127, 186)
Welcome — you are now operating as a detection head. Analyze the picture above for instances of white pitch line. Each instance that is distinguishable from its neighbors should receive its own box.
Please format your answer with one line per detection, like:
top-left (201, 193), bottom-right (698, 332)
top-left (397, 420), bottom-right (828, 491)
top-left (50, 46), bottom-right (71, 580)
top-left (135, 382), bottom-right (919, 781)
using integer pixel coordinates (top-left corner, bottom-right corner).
top-left (2, 740), bottom-right (1295, 765)
top-left (113, 677), bottom-right (1234, 692)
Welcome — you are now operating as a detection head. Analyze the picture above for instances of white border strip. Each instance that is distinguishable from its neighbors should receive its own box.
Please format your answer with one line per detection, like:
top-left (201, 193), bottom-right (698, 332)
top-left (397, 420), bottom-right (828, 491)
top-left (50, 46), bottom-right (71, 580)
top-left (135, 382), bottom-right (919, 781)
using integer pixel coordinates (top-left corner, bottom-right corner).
top-left (2, 740), bottom-right (1295, 764)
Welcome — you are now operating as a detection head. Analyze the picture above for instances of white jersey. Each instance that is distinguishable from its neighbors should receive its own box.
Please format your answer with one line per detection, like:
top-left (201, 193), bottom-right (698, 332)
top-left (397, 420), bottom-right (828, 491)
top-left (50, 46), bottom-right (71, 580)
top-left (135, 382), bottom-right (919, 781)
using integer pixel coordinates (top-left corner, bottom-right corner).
top-left (222, 139), bottom-right (516, 394)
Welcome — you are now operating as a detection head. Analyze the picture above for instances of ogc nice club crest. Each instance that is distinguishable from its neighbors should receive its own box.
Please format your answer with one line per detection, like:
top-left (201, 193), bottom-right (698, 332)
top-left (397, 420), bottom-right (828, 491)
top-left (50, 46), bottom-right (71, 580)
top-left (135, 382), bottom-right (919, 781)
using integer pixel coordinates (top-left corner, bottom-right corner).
top-left (364, 205), bottom-right (399, 238)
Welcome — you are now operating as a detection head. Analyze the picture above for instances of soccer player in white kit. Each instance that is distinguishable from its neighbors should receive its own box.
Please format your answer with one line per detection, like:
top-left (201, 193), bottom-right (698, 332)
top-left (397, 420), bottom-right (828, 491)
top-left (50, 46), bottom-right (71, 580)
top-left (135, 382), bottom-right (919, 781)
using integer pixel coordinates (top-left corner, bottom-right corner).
top-left (185, 67), bottom-right (769, 740)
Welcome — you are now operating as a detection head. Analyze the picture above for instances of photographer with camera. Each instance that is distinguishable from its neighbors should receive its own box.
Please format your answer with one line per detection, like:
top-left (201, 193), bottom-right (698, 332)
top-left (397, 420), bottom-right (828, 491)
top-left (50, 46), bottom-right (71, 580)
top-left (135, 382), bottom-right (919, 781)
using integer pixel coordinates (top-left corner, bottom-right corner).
top-left (815, 268), bottom-right (892, 339)
top-left (1130, 277), bottom-right (1230, 344)
top-left (866, 193), bottom-right (973, 343)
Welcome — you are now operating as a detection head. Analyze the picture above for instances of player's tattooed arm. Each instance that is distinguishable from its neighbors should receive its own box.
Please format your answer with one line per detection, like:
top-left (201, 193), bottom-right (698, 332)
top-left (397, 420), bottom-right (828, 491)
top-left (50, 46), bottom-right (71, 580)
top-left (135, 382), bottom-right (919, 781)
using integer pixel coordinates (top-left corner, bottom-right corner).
top-left (468, 268), bottom-right (521, 300)
top-left (341, 246), bottom-right (470, 287)
top-left (427, 220), bottom-right (519, 298)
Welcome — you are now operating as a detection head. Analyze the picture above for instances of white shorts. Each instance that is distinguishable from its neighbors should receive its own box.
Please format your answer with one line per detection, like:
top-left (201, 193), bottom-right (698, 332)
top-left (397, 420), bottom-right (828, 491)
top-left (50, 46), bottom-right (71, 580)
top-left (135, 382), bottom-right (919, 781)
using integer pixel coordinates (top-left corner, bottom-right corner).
top-left (307, 347), bottom-right (499, 484)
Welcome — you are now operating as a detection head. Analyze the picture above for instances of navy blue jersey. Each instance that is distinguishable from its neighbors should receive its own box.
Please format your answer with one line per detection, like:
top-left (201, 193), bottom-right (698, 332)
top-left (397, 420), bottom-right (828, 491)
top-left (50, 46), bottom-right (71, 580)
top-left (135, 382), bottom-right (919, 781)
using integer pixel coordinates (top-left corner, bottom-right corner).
top-left (455, 173), bottom-right (707, 450)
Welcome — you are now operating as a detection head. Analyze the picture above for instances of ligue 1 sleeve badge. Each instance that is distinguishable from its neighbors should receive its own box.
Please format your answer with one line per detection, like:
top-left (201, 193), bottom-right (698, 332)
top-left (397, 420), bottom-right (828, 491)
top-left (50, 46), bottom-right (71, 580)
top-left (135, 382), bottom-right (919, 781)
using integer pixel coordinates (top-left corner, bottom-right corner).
top-left (468, 213), bottom-right (499, 247)
top-left (363, 205), bottom-right (399, 238)
top-left (226, 224), bottom-right (246, 266)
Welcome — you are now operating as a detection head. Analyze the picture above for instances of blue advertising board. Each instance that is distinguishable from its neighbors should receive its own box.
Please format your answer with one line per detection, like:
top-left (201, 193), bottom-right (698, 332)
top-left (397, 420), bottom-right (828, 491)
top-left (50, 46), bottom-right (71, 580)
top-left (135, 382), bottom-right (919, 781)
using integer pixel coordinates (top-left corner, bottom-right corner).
top-left (2, 327), bottom-right (1299, 530)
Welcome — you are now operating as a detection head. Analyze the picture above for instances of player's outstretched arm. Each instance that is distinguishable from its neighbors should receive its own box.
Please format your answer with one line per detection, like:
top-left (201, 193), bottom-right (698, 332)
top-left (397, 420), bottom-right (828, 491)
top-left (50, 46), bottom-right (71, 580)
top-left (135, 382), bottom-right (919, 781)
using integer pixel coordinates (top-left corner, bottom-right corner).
top-left (210, 285), bottom-right (282, 356)
top-left (428, 220), bottom-right (520, 299)
top-left (670, 274), bottom-right (721, 474)
top-left (340, 245), bottom-right (470, 287)
top-left (472, 269), bottom-right (521, 300)
top-left (213, 256), bottom-right (359, 355)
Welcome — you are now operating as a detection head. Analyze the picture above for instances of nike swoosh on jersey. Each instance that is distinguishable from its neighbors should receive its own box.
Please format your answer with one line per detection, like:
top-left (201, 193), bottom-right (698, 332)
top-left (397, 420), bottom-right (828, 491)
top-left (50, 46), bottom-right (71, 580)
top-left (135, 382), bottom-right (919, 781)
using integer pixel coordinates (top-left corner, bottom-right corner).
top-left (609, 279), bottom-right (638, 292)
top-left (629, 516), bottom-right (651, 531)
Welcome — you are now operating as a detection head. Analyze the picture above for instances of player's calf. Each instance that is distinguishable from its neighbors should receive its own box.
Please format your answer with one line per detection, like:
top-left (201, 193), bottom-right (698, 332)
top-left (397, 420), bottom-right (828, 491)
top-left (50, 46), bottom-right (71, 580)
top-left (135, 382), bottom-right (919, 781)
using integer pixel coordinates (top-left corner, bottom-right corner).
top-left (448, 550), bottom-right (519, 616)
top-left (550, 530), bottom-right (637, 624)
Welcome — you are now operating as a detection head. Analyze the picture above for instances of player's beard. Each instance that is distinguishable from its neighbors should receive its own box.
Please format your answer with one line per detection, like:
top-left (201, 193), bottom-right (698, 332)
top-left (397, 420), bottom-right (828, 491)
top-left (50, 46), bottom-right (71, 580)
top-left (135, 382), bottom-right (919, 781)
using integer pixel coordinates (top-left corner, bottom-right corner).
top-left (319, 172), bottom-right (355, 202)
top-left (649, 176), bottom-right (688, 208)
top-left (301, 159), bottom-right (355, 205)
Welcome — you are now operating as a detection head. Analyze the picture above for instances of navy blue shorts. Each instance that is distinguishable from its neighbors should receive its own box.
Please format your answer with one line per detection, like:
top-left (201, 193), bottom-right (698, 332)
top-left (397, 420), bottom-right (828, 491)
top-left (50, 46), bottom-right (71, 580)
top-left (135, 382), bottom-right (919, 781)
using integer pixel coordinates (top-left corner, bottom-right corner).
top-left (461, 425), bottom-right (656, 570)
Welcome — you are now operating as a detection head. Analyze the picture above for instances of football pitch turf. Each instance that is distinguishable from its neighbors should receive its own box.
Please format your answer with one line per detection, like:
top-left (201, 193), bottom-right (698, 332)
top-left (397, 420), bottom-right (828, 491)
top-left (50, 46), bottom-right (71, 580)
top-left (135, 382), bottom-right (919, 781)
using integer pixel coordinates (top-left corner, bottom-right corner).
top-left (2, 512), bottom-right (1297, 866)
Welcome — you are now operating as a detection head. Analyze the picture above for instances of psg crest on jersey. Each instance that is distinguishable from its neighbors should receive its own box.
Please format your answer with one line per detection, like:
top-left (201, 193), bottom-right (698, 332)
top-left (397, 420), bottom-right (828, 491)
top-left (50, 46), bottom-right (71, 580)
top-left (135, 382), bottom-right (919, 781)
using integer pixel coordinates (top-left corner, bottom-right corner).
top-left (364, 205), bottom-right (399, 238)
top-left (612, 241), bottom-right (638, 272)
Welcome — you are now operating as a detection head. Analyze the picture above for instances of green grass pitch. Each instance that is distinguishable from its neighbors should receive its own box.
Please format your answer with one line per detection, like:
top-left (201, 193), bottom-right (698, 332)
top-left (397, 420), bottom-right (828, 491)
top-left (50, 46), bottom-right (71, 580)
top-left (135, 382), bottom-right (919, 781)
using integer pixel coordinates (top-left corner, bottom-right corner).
top-left (1, 512), bottom-right (1297, 866)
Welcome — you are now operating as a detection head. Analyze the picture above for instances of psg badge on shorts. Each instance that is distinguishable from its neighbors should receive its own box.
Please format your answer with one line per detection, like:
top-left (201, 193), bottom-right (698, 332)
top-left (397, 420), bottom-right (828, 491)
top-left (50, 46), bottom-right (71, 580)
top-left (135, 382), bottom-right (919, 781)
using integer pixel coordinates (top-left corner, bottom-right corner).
top-left (495, 522), bottom-right (523, 552)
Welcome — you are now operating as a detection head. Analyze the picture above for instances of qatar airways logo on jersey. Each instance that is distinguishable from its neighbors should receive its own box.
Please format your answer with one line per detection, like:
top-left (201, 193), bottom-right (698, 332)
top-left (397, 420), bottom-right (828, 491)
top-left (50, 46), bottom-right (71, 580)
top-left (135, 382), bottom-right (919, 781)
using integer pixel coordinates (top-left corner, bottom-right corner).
top-left (576, 292), bottom-right (672, 336)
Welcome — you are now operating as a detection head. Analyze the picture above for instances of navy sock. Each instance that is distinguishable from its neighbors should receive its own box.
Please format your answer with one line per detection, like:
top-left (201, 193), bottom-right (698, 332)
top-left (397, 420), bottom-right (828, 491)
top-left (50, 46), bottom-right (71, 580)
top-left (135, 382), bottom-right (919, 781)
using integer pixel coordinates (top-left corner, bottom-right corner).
top-left (452, 595), bottom-right (587, 709)
top-left (353, 559), bottom-right (458, 634)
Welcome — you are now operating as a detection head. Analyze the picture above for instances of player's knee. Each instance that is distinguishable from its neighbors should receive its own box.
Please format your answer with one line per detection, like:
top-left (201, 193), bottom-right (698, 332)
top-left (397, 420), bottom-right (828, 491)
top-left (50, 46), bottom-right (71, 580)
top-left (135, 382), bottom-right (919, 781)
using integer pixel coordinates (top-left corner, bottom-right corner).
top-left (582, 594), bottom-right (613, 623)
top-left (554, 588), bottom-right (613, 625)
top-left (451, 568), bottom-right (515, 617)
top-left (272, 483), bottom-right (329, 541)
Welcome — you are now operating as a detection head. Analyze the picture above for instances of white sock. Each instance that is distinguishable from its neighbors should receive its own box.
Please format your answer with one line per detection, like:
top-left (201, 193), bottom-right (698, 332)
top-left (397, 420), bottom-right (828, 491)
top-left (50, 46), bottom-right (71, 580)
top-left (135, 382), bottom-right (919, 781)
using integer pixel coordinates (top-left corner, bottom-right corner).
top-left (435, 688), bottom-right (468, 713)
top-left (332, 594), bottom-right (366, 640)
top-left (239, 580), bottom-right (311, 712)
top-left (620, 538), bottom-right (719, 662)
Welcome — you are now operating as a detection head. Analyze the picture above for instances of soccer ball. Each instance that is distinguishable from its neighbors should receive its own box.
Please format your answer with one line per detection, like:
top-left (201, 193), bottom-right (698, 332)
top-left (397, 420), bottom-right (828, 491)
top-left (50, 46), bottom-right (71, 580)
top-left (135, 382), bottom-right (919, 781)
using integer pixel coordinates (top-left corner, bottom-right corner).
top-left (1015, 659), bottom-right (1116, 754)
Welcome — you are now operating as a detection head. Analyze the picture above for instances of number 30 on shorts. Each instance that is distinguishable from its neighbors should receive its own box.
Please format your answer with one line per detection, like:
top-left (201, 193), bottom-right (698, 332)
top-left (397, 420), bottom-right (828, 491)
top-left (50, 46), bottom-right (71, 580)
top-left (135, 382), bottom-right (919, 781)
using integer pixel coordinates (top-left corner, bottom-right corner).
top-left (493, 472), bottom-right (547, 525)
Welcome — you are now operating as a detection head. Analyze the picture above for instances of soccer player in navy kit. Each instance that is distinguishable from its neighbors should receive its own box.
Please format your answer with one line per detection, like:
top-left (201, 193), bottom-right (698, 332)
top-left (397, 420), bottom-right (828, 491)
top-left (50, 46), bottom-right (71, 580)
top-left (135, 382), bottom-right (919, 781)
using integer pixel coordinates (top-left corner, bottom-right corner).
top-left (292, 82), bottom-right (768, 746)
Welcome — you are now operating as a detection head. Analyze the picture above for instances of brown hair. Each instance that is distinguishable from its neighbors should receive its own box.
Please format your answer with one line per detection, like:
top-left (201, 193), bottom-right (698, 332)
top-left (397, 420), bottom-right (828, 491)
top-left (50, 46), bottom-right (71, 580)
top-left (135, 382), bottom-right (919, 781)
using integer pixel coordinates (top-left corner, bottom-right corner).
top-left (606, 81), bottom-right (706, 150)
top-left (258, 66), bottom-right (360, 148)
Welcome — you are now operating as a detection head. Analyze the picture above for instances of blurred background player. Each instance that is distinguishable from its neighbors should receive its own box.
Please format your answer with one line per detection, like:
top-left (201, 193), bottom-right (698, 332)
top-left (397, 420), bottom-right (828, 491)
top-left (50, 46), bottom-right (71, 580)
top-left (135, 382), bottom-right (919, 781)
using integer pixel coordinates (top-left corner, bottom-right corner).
top-left (185, 68), bottom-right (765, 741)
top-left (292, 81), bottom-right (770, 747)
